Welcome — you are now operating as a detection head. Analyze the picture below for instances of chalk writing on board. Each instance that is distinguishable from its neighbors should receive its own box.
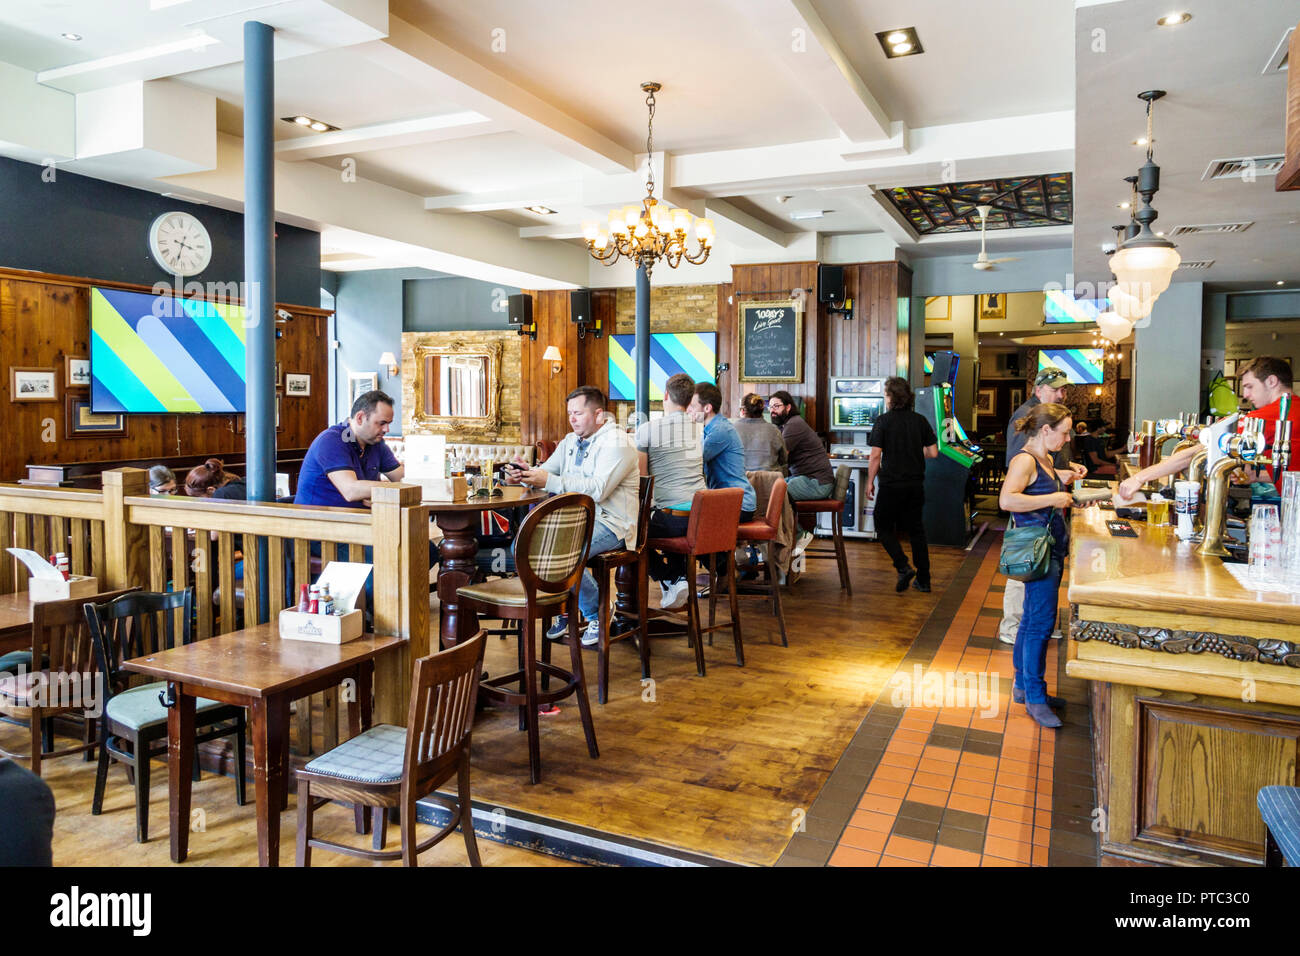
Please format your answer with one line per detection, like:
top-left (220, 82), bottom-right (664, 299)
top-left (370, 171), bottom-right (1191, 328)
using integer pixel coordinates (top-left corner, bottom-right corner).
top-left (739, 300), bottom-right (802, 383)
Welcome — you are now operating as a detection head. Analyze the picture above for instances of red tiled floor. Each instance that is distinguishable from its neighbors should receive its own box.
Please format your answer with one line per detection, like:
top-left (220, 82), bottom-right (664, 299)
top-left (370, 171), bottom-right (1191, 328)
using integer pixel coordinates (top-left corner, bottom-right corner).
top-left (931, 845), bottom-right (983, 867)
top-left (907, 785), bottom-right (950, 807)
top-left (829, 846), bottom-right (881, 867)
top-left (884, 835), bottom-right (935, 864)
top-left (839, 826), bottom-right (888, 853)
top-left (983, 835), bottom-right (1033, 864)
top-left (879, 855), bottom-right (927, 867)
top-left (850, 809), bottom-right (897, 833)
top-left (858, 793), bottom-right (903, 815)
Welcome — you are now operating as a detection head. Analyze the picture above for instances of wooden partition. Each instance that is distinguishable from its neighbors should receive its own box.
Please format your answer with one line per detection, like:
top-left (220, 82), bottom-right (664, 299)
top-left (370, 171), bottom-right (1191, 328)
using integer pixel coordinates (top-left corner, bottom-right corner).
top-left (0, 469), bottom-right (429, 728)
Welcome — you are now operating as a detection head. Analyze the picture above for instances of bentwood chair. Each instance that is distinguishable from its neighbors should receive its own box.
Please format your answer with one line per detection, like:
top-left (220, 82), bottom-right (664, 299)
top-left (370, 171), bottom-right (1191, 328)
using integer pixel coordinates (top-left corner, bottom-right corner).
top-left (0, 588), bottom-right (138, 778)
top-left (84, 589), bottom-right (246, 843)
top-left (295, 632), bottom-right (488, 867)
top-left (735, 476), bottom-right (790, 647)
top-left (791, 465), bottom-right (853, 594)
top-left (646, 487), bottom-right (745, 677)
top-left (454, 494), bottom-right (599, 784)
top-left (556, 476), bottom-right (654, 704)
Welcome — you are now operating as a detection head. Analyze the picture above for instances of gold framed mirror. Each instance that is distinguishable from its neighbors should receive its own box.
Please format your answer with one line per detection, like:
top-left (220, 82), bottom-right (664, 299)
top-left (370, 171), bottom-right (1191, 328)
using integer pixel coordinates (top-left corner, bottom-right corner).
top-left (411, 341), bottom-right (503, 438)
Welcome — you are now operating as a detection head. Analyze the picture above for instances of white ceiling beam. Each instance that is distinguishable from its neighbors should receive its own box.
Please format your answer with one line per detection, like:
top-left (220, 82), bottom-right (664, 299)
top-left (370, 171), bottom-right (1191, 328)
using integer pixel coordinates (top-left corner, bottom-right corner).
top-left (786, 0), bottom-right (893, 142)
top-left (276, 111), bottom-right (501, 160)
top-left (364, 17), bottom-right (636, 175)
top-left (704, 199), bottom-right (793, 249)
top-left (519, 224), bottom-right (585, 240)
top-left (425, 183), bottom-right (583, 213)
top-left (847, 190), bottom-right (918, 246)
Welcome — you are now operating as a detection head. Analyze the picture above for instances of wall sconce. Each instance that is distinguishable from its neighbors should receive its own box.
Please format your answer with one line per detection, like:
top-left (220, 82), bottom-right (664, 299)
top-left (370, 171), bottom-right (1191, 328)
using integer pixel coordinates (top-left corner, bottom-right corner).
top-left (542, 345), bottom-right (563, 377)
top-left (378, 351), bottom-right (398, 377)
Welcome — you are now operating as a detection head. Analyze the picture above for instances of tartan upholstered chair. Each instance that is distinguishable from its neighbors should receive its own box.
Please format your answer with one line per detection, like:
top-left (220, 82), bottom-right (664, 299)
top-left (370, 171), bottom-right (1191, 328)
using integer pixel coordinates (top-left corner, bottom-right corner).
top-left (455, 493), bottom-right (599, 784)
top-left (294, 632), bottom-right (488, 867)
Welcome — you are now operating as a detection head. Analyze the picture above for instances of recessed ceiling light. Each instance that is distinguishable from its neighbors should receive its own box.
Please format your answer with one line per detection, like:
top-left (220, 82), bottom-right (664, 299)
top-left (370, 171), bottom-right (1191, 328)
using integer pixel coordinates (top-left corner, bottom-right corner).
top-left (790, 210), bottom-right (827, 221)
top-left (60, 32), bottom-right (82, 41)
top-left (281, 115), bottom-right (339, 133)
top-left (875, 27), bottom-right (923, 58)
top-left (1277, 280), bottom-right (1286, 286)
top-left (1157, 12), bottom-right (1192, 27)
top-left (525, 205), bottom-right (556, 215)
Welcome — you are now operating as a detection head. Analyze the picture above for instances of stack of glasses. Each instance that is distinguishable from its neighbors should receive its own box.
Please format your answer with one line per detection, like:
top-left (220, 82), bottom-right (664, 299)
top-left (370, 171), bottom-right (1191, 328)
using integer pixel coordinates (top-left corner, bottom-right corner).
top-left (1283, 471), bottom-right (1300, 587)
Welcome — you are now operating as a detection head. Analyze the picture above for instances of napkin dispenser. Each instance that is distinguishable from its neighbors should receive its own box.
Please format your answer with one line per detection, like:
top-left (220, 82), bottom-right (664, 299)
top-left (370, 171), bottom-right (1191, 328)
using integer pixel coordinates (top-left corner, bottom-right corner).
top-left (28, 574), bottom-right (99, 603)
top-left (278, 608), bottom-right (364, 645)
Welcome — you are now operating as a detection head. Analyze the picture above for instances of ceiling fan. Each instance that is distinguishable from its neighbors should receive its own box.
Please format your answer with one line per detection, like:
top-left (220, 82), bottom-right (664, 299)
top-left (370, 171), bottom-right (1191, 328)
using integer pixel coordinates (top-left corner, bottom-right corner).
top-left (972, 205), bottom-right (1021, 271)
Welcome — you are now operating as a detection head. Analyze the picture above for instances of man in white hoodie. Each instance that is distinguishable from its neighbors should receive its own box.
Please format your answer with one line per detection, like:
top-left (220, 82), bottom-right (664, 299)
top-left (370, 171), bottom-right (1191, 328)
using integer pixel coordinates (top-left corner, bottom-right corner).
top-left (511, 385), bottom-right (639, 646)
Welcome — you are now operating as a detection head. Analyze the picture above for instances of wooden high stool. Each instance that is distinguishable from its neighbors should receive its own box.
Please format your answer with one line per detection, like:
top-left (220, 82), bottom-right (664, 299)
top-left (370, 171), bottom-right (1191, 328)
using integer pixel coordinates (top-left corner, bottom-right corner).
top-left (790, 465), bottom-right (853, 594)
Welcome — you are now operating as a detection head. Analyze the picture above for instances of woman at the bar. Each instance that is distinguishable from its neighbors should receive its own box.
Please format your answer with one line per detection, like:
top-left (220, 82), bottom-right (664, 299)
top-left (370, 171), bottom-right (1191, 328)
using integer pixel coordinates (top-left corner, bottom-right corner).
top-left (999, 403), bottom-right (1074, 729)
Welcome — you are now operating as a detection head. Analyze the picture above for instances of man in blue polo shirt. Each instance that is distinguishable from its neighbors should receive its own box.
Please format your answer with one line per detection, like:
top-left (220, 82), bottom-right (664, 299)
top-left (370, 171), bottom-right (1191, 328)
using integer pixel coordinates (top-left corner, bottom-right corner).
top-left (296, 390), bottom-right (403, 507)
top-left (687, 381), bottom-right (756, 522)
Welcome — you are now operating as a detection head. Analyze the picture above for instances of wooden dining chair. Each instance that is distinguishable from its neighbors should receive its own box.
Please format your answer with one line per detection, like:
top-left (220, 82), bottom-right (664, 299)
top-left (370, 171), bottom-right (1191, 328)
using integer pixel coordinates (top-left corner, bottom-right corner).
top-left (646, 487), bottom-right (745, 677)
top-left (0, 587), bottom-right (137, 777)
top-left (454, 493), bottom-right (599, 784)
top-left (735, 476), bottom-right (790, 647)
top-left (84, 588), bottom-right (247, 843)
top-left (295, 631), bottom-right (488, 867)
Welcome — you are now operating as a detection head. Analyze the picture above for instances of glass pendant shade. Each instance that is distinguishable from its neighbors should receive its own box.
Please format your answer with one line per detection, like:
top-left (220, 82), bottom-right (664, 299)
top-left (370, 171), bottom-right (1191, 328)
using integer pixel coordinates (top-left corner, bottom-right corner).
top-left (1109, 283), bottom-right (1155, 321)
top-left (1109, 242), bottom-right (1181, 299)
top-left (1095, 310), bottom-right (1134, 342)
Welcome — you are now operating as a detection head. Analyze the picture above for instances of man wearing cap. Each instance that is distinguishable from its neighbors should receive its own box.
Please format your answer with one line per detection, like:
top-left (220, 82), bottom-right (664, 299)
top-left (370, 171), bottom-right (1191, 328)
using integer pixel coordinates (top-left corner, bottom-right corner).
top-left (997, 366), bottom-right (1087, 646)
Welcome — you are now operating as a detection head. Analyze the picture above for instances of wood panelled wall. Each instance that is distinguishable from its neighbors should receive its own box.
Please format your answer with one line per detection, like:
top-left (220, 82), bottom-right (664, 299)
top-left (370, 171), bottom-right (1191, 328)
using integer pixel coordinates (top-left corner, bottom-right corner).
top-left (831, 262), bottom-right (914, 387)
top-left (0, 268), bottom-right (330, 482)
top-left (519, 290), bottom-right (580, 445)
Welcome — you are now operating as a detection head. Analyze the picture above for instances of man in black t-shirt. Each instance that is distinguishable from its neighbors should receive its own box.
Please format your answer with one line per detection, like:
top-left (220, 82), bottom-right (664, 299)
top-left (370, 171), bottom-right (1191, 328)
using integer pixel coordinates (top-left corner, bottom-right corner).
top-left (867, 377), bottom-right (938, 593)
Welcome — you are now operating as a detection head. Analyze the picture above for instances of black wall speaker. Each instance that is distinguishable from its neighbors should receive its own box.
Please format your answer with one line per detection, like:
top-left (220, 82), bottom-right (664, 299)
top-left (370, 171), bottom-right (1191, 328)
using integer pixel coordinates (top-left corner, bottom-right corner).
top-left (507, 293), bottom-right (533, 326)
top-left (570, 288), bottom-right (591, 324)
top-left (818, 264), bottom-right (845, 303)
top-left (1006, 352), bottom-right (1021, 375)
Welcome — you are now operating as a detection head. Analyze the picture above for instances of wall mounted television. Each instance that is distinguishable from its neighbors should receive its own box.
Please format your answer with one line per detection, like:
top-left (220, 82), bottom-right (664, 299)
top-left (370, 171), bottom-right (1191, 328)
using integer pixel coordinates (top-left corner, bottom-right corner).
top-left (1043, 290), bottom-right (1106, 324)
top-left (608, 332), bottom-right (717, 402)
top-left (1038, 347), bottom-right (1104, 385)
top-left (90, 287), bottom-right (248, 413)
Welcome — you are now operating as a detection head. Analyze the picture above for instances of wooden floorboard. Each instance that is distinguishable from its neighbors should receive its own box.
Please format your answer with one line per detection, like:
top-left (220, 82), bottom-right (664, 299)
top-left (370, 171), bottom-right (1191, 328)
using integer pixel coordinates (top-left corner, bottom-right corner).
top-left (456, 538), bottom-right (969, 866)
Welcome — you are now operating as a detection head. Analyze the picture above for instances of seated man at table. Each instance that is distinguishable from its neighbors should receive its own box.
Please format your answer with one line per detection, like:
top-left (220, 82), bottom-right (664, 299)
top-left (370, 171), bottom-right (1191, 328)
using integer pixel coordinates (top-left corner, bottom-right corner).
top-left (638, 373), bottom-right (706, 610)
top-left (767, 390), bottom-right (833, 556)
top-left (688, 382), bottom-right (756, 523)
top-left (509, 386), bottom-right (639, 646)
top-left (295, 390), bottom-right (403, 507)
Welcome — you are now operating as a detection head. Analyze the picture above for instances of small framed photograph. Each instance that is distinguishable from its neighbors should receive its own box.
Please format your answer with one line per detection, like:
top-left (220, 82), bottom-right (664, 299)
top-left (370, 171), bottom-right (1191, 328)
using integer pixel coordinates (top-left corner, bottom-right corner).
top-left (976, 388), bottom-right (997, 415)
top-left (349, 372), bottom-right (378, 409)
top-left (1009, 387), bottom-right (1024, 410)
top-left (285, 373), bottom-right (310, 396)
top-left (1223, 358), bottom-right (1238, 377)
top-left (276, 361), bottom-right (283, 387)
top-left (66, 356), bottom-right (91, 388)
top-left (978, 293), bottom-right (1006, 320)
top-left (66, 394), bottom-right (126, 437)
top-left (10, 367), bottom-right (57, 402)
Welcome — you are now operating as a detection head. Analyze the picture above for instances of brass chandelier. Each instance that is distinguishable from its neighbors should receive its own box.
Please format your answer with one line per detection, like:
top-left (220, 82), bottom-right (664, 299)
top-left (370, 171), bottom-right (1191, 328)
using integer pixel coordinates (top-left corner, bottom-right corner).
top-left (582, 82), bottom-right (714, 277)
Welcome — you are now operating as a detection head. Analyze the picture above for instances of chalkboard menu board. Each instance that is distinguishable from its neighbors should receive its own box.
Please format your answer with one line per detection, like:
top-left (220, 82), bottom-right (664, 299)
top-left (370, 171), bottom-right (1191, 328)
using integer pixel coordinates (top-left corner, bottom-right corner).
top-left (739, 300), bottom-right (803, 382)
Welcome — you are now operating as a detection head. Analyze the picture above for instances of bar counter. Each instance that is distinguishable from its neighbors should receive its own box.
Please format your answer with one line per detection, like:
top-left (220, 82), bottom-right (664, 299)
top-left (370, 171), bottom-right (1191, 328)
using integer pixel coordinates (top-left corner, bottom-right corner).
top-left (1066, 500), bottom-right (1300, 866)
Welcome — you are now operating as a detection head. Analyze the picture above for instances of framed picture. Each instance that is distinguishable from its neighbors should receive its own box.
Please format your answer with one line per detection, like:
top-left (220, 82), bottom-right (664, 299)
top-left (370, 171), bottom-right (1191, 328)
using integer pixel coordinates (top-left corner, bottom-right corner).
top-left (66, 394), bottom-right (126, 437)
top-left (349, 371), bottom-right (378, 409)
top-left (1009, 387), bottom-right (1024, 410)
top-left (233, 393), bottom-right (283, 434)
top-left (285, 373), bottom-right (310, 396)
top-left (978, 293), bottom-right (1006, 320)
top-left (65, 356), bottom-right (91, 389)
top-left (976, 388), bottom-right (997, 415)
top-left (10, 367), bottom-right (57, 402)
top-left (924, 296), bottom-right (950, 320)
top-left (276, 361), bottom-right (283, 387)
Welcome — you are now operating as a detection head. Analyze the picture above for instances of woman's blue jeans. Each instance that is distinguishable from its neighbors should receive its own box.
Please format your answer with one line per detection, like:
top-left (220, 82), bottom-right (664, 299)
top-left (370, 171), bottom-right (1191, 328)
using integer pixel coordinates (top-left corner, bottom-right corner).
top-left (1012, 555), bottom-right (1063, 705)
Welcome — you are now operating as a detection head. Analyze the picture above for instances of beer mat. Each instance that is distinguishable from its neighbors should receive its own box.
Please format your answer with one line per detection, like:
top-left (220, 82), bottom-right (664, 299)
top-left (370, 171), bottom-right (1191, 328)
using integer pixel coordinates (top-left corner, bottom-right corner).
top-left (1105, 520), bottom-right (1139, 538)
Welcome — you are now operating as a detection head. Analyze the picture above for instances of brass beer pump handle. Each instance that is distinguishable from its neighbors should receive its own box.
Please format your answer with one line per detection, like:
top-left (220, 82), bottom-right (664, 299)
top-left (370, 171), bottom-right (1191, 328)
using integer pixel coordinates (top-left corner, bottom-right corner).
top-left (1197, 451), bottom-right (1246, 558)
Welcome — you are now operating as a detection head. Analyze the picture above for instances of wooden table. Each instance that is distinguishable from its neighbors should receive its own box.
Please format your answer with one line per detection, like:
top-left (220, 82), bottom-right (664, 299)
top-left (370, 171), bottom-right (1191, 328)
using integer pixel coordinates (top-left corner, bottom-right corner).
top-left (0, 593), bottom-right (34, 656)
top-left (422, 484), bottom-right (549, 644)
top-left (123, 623), bottom-right (401, 867)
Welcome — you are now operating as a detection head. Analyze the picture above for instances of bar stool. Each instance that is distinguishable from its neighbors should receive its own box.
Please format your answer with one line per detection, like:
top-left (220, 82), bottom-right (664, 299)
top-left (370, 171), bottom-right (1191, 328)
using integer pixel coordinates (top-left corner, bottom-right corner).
top-left (453, 493), bottom-right (599, 785)
top-left (735, 476), bottom-right (789, 647)
top-left (646, 487), bottom-right (744, 677)
top-left (1258, 785), bottom-right (1300, 866)
top-left (552, 476), bottom-right (654, 705)
top-left (791, 465), bottom-right (853, 594)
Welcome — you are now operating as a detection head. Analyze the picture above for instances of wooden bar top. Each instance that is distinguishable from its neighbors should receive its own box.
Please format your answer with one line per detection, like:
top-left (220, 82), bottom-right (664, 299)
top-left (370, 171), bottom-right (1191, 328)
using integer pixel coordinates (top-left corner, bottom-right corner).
top-left (123, 622), bottom-right (401, 698)
top-left (1067, 496), bottom-right (1300, 626)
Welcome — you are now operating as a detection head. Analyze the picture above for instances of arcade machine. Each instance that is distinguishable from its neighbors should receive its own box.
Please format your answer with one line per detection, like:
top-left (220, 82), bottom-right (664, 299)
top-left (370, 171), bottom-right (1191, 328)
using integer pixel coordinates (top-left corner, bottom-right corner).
top-left (916, 351), bottom-right (982, 546)
top-left (820, 377), bottom-right (886, 539)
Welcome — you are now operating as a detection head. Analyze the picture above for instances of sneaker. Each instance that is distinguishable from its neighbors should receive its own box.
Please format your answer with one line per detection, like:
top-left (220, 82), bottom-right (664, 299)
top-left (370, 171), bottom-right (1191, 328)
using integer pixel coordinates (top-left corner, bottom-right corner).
top-left (581, 620), bottom-right (601, 647)
top-left (546, 615), bottom-right (584, 641)
top-left (660, 578), bottom-right (689, 611)
top-left (792, 530), bottom-right (815, 557)
top-left (695, 573), bottom-right (711, 597)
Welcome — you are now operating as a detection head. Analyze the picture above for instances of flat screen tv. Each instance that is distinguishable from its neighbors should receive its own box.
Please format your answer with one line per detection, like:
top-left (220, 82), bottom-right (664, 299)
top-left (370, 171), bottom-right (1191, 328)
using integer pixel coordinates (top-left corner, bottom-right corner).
top-left (1038, 347), bottom-right (1103, 385)
top-left (1043, 290), bottom-right (1106, 324)
top-left (608, 332), bottom-right (717, 402)
top-left (90, 287), bottom-right (248, 413)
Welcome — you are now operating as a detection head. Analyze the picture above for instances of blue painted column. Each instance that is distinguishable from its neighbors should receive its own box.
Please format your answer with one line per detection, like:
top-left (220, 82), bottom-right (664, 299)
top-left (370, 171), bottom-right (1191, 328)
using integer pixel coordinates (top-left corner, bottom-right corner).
top-left (244, 20), bottom-right (275, 504)
top-left (635, 262), bottom-right (650, 420)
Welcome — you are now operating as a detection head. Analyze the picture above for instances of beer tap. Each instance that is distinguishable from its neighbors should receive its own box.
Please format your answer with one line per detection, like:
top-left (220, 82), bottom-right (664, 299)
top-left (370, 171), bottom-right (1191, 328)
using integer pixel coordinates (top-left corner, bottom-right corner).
top-left (1198, 418), bottom-right (1268, 558)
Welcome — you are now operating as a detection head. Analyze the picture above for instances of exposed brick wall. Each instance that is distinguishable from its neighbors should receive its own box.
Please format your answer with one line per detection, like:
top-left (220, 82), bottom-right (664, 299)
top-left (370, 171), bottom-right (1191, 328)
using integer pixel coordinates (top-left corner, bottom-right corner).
top-left (400, 330), bottom-right (522, 443)
top-left (613, 283), bottom-right (717, 333)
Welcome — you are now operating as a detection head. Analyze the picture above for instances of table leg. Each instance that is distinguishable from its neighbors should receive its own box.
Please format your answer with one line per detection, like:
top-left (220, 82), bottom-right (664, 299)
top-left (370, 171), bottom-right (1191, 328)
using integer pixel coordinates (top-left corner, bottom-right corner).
top-left (167, 683), bottom-right (195, 864)
top-left (435, 512), bottom-right (479, 646)
top-left (251, 696), bottom-right (289, 867)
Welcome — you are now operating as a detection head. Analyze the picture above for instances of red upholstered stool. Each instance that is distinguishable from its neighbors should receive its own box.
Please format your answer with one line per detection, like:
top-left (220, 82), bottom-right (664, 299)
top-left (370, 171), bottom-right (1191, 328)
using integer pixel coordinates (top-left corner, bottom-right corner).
top-left (646, 487), bottom-right (744, 677)
top-left (790, 465), bottom-right (853, 595)
top-left (735, 476), bottom-right (789, 647)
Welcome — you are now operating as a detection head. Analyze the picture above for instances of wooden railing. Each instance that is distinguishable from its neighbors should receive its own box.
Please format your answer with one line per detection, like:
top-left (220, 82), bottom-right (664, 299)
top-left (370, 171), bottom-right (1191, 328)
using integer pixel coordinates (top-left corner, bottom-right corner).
top-left (0, 468), bottom-right (430, 729)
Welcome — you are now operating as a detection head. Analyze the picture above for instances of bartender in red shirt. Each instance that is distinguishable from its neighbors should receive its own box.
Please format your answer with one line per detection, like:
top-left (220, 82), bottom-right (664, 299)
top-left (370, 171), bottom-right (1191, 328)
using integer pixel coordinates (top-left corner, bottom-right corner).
top-left (1238, 356), bottom-right (1299, 492)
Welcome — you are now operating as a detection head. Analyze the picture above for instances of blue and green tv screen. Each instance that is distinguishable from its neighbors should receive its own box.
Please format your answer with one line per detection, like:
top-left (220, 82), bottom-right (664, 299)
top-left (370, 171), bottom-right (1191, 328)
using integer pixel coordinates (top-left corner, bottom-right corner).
top-left (1043, 290), bottom-right (1107, 324)
top-left (1038, 348), bottom-right (1103, 385)
top-left (90, 287), bottom-right (248, 413)
top-left (608, 332), bottom-right (717, 402)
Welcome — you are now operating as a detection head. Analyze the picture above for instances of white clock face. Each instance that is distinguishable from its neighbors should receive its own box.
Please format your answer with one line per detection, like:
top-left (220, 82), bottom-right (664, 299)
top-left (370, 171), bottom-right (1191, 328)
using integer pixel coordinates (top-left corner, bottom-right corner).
top-left (149, 211), bottom-right (212, 277)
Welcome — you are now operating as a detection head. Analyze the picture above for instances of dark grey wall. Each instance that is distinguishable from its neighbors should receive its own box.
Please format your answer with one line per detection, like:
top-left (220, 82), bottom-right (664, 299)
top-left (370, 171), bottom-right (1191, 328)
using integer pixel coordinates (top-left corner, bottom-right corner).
top-left (0, 155), bottom-right (321, 307)
top-left (403, 276), bottom-right (520, 332)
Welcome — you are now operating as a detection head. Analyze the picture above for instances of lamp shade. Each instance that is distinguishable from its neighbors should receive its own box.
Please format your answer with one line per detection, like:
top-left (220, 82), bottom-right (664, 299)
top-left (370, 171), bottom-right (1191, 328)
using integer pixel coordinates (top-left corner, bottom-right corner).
top-left (542, 346), bottom-right (563, 363)
top-left (1109, 285), bottom-right (1154, 322)
top-left (1109, 242), bottom-right (1181, 299)
top-left (1095, 311), bottom-right (1133, 343)
top-left (378, 352), bottom-right (398, 367)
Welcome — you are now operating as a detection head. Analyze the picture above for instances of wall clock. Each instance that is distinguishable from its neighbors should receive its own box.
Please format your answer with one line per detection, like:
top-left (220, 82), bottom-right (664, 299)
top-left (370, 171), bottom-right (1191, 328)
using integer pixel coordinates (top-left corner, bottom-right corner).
top-left (148, 210), bottom-right (212, 277)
